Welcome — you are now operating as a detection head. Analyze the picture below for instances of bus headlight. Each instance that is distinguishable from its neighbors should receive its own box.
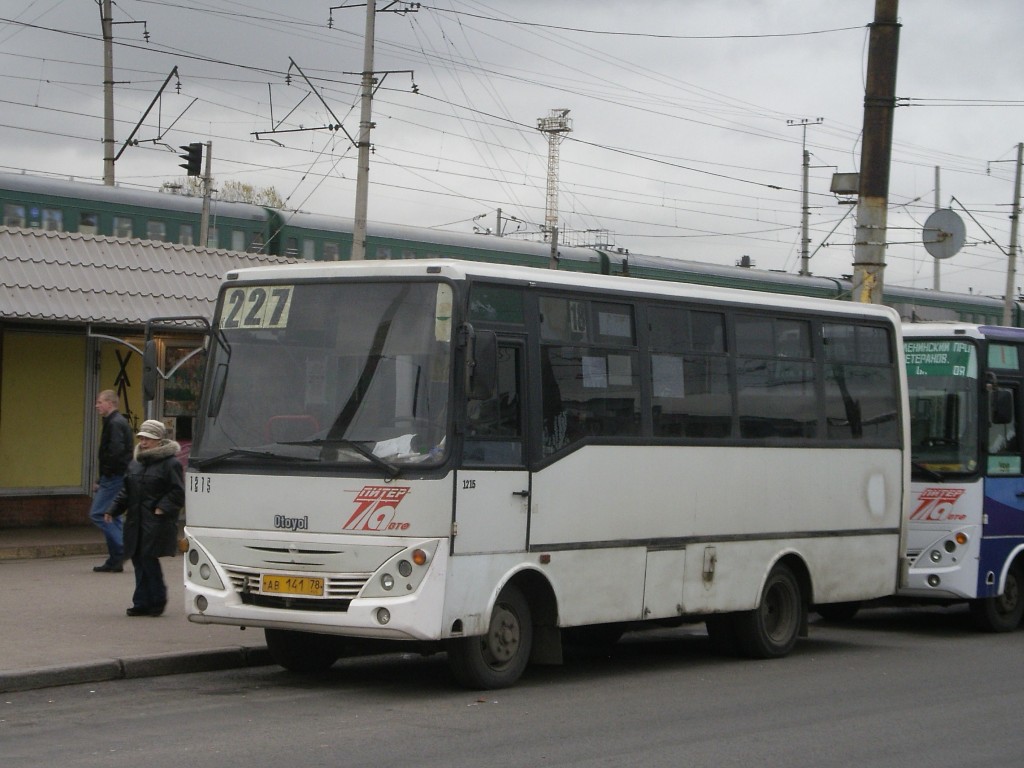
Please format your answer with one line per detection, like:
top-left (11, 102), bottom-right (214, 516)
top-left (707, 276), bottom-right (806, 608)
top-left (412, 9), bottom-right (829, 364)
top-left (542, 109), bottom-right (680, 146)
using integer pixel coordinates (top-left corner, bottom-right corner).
top-left (930, 549), bottom-right (942, 563)
top-left (360, 541), bottom-right (440, 598)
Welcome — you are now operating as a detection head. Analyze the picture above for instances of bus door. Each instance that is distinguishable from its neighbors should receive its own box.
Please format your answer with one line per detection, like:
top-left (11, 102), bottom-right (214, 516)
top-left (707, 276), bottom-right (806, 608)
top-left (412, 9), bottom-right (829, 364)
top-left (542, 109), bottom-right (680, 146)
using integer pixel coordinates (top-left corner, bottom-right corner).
top-left (453, 339), bottom-right (530, 554)
top-left (983, 378), bottom-right (1024, 595)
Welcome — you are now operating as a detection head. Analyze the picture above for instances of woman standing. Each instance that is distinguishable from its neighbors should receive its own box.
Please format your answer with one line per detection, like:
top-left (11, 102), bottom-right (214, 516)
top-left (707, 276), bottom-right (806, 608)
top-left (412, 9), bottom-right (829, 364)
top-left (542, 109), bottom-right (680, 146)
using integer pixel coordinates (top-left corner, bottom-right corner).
top-left (105, 420), bottom-right (185, 617)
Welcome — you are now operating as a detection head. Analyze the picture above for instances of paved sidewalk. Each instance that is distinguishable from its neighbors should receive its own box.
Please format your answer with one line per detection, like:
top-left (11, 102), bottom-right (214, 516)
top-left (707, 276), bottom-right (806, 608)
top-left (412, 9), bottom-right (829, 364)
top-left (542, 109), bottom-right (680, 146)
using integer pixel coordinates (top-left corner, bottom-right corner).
top-left (0, 527), bottom-right (270, 692)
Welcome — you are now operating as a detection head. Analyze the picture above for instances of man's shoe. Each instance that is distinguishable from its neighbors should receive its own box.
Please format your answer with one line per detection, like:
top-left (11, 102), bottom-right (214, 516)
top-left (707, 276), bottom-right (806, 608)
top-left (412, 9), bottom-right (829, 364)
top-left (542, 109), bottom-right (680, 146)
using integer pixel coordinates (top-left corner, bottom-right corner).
top-left (149, 603), bottom-right (167, 617)
top-left (93, 563), bottom-right (124, 573)
top-left (126, 606), bottom-right (149, 617)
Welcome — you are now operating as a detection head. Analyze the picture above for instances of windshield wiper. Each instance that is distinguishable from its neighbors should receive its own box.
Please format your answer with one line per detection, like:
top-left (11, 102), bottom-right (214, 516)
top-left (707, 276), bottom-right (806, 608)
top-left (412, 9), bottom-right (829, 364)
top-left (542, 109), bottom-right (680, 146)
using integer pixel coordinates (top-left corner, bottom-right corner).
top-left (911, 461), bottom-right (945, 481)
top-left (281, 438), bottom-right (400, 479)
top-left (190, 448), bottom-right (319, 471)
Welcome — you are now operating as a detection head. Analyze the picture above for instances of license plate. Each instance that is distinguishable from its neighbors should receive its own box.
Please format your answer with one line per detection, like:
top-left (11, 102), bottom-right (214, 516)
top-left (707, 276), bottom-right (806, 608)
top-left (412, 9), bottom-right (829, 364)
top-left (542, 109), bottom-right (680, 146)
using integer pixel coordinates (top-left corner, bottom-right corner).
top-left (261, 574), bottom-right (325, 597)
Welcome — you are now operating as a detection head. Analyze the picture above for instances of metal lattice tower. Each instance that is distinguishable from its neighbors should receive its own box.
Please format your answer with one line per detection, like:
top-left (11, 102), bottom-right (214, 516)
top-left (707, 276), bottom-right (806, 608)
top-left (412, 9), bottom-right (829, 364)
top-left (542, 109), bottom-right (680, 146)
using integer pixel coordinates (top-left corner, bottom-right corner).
top-left (537, 109), bottom-right (573, 243)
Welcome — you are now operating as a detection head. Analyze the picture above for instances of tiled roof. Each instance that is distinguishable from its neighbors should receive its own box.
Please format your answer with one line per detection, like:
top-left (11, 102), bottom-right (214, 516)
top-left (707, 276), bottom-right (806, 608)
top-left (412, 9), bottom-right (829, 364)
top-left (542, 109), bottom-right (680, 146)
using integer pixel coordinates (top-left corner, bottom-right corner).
top-left (0, 226), bottom-right (295, 326)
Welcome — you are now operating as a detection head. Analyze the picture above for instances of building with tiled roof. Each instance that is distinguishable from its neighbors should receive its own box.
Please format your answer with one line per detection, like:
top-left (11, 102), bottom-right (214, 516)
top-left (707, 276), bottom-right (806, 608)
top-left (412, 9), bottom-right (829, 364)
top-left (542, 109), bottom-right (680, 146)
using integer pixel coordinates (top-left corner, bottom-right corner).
top-left (0, 226), bottom-right (294, 527)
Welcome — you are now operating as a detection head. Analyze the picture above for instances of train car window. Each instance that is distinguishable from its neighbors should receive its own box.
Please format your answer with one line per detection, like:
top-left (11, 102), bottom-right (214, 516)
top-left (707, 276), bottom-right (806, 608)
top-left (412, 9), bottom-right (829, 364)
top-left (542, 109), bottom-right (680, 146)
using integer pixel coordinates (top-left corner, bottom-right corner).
top-left (41, 208), bottom-right (63, 231)
top-left (284, 236), bottom-right (298, 256)
top-left (232, 230), bottom-right (246, 252)
top-left (249, 233), bottom-right (265, 253)
top-left (113, 216), bottom-right (133, 238)
top-left (147, 220), bottom-right (167, 241)
top-left (179, 224), bottom-right (195, 245)
top-left (79, 212), bottom-right (99, 235)
top-left (4, 204), bottom-right (26, 227)
top-left (323, 242), bottom-right (339, 261)
top-left (302, 240), bottom-right (314, 260)
top-left (207, 226), bottom-right (218, 247)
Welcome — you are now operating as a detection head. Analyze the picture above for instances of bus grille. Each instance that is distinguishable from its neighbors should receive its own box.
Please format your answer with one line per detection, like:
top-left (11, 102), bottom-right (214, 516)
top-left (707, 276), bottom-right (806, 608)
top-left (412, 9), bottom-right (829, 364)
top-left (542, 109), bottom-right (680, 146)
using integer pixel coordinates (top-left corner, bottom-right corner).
top-left (224, 568), bottom-right (370, 612)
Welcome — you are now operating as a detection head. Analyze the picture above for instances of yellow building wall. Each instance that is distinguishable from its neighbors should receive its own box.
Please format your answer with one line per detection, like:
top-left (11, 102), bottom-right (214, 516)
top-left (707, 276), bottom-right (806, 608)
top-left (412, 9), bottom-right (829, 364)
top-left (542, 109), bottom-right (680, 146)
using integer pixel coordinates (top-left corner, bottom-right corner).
top-left (0, 332), bottom-right (144, 491)
top-left (0, 332), bottom-right (86, 488)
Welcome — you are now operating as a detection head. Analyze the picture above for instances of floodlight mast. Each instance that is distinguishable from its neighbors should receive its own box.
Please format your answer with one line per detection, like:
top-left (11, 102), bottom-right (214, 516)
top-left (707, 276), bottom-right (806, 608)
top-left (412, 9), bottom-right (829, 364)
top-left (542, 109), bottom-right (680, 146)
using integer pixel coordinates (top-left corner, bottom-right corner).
top-left (538, 109), bottom-right (573, 245)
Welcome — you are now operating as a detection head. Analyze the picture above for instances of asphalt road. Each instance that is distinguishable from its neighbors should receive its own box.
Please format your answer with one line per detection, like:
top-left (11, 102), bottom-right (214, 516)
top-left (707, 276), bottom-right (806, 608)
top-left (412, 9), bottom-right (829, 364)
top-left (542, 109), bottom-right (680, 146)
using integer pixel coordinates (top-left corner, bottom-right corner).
top-left (4, 606), bottom-right (1022, 768)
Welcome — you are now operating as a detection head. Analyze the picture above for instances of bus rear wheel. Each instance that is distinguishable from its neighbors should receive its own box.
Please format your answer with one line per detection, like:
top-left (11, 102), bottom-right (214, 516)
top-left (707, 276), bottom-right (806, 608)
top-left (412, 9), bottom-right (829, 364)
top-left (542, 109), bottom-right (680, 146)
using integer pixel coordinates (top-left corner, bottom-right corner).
top-left (970, 563), bottom-right (1024, 632)
top-left (733, 563), bottom-right (804, 659)
top-left (265, 628), bottom-right (341, 674)
top-left (447, 584), bottom-right (532, 689)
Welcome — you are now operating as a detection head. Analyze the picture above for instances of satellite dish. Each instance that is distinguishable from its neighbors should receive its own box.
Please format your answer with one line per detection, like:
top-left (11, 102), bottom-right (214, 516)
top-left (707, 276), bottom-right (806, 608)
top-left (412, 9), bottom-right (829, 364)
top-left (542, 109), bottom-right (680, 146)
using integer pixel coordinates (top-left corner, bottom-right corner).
top-left (923, 208), bottom-right (966, 260)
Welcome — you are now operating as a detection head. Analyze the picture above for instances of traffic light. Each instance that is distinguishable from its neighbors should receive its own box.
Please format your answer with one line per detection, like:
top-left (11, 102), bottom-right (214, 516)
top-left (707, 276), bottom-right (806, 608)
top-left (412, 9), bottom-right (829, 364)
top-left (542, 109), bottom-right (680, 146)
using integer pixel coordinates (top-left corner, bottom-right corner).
top-left (179, 142), bottom-right (203, 176)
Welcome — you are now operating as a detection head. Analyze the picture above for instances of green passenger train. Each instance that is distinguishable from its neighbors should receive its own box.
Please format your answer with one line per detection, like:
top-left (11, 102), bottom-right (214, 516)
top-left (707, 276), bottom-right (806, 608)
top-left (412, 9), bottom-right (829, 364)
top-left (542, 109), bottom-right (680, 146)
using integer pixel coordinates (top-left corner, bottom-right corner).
top-left (1, 170), bottom-right (1018, 326)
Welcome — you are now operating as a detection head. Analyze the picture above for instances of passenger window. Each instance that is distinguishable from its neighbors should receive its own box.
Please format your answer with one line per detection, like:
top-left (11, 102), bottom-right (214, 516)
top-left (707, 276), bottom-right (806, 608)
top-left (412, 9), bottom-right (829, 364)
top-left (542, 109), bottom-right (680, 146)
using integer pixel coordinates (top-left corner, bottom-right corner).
top-left (79, 212), bottom-right (99, 235)
top-left (113, 216), bottom-right (133, 238)
top-left (649, 306), bottom-right (730, 438)
top-left (42, 208), bottom-right (63, 231)
top-left (541, 345), bottom-right (640, 455)
top-left (823, 323), bottom-right (899, 443)
top-left (736, 315), bottom-right (816, 439)
top-left (4, 203), bottom-right (26, 227)
top-left (147, 220), bottom-right (167, 241)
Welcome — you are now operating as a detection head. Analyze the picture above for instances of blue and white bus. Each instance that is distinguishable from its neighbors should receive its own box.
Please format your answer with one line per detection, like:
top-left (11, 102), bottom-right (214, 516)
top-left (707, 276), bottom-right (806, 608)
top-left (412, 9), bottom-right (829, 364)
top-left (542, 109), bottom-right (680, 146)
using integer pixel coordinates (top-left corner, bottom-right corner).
top-left (179, 259), bottom-right (909, 688)
top-left (902, 323), bottom-right (1024, 631)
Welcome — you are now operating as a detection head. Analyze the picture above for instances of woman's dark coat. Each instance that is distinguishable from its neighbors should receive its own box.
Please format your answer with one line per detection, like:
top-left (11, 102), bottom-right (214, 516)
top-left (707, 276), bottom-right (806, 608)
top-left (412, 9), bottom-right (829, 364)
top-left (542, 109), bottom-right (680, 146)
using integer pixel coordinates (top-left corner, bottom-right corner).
top-left (107, 440), bottom-right (185, 559)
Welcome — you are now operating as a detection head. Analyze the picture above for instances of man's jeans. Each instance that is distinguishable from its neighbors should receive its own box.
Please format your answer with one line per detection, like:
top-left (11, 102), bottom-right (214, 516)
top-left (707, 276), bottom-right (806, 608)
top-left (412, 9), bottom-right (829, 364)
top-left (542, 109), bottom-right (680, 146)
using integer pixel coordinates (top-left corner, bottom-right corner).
top-left (89, 475), bottom-right (124, 566)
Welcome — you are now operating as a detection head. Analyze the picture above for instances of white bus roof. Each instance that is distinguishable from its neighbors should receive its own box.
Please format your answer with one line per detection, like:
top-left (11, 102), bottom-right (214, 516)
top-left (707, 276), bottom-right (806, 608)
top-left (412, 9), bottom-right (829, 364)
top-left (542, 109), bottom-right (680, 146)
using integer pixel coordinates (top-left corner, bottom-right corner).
top-left (224, 258), bottom-right (901, 322)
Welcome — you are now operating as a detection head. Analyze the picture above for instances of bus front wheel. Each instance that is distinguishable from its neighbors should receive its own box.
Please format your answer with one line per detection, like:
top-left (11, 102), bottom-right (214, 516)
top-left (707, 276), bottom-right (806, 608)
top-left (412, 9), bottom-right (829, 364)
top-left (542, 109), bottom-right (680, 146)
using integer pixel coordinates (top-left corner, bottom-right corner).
top-left (733, 563), bottom-right (804, 659)
top-left (447, 584), bottom-right (532, 689)
top-left (970, 563), bottom-right (1024, 632)
top-left (265, 628), bottom-right (340, 674)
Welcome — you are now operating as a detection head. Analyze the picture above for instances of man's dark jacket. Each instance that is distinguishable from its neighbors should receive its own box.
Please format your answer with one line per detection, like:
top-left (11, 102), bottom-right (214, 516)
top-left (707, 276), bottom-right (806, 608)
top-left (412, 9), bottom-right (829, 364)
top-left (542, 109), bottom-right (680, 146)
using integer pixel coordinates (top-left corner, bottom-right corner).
top-left (98, 410), bottom-right (133, 478)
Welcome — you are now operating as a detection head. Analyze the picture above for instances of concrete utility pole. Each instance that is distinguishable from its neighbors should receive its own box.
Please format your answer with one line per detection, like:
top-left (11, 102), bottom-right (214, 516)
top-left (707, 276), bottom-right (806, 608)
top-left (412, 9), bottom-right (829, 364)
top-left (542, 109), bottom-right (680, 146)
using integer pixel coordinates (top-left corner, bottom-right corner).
top-left (852, 0), bottom-right (901, 304)
top-left (933, 166), bottom-right (941, 291)
top-left (200, 141), bottom-right (212, 248)
top-left (101, 0), bottom-right (115, 185)
top-left (1002, 142), bottom-right (1023, 326)
top-left (538, 109), bottom-right (573, 244)
top-left (350, 0), bottom-right (377, 261)
top-left (788, 118), bottom-right (823, 277)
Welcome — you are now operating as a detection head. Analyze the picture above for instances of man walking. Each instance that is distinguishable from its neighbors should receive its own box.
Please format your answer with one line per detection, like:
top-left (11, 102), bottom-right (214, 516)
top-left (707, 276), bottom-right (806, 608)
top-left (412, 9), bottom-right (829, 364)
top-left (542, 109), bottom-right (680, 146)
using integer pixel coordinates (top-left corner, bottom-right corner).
top-left (90, 389), bottom-right (133, 572)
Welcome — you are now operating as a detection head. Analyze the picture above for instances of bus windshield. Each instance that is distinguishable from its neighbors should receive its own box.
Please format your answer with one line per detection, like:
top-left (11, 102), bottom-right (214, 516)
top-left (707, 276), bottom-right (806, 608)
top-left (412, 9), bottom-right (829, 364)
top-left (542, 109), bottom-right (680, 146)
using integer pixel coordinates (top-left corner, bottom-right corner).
top-left (905, 338), bottom-right (979, 474)
top-left (192, 279), bottom-right (453, 470)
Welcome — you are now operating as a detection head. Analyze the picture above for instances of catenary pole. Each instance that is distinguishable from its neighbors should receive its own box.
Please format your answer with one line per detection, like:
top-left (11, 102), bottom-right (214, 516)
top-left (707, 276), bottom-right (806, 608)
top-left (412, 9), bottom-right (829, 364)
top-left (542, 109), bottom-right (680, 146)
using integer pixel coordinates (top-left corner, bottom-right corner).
top-left (350, 0), bottom-right (377, 261)
top-left (852, 0), bottom-right (901, 304)
top-left (1002, 142), bottom-right (1023, 325)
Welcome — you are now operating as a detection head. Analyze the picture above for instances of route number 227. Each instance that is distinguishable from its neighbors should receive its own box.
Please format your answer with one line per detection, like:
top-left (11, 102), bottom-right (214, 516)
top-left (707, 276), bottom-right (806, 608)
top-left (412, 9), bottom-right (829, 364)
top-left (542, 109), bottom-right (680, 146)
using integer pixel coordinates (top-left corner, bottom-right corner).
top-left (220, 285), bottom-right (293, 329)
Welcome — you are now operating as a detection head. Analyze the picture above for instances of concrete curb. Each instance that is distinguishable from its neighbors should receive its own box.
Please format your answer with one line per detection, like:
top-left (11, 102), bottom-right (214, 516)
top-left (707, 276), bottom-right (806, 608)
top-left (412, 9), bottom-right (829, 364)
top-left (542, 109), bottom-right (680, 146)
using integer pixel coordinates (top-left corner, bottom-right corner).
top-left (0, 645), bottom-right (273, 693)
top-left (0, 542), bottom-right (107, 561)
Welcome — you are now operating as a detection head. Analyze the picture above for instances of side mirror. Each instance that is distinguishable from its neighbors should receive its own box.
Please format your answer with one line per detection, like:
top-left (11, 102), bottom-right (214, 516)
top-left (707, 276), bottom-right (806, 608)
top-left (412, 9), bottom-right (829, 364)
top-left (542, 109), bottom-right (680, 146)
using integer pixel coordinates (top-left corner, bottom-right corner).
top-left (142, 340), bottom-right (158, 402)
top-left (468, 330), bottom-right (498, 401)
top-left (991, 388), bottom-right (1014, 425)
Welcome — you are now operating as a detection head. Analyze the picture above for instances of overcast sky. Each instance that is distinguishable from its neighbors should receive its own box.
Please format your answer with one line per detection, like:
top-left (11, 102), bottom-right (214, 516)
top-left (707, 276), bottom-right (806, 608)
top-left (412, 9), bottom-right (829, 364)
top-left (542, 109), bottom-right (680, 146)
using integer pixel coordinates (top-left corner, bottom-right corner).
top-left (1, 0), bottom-right (1022, 297)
